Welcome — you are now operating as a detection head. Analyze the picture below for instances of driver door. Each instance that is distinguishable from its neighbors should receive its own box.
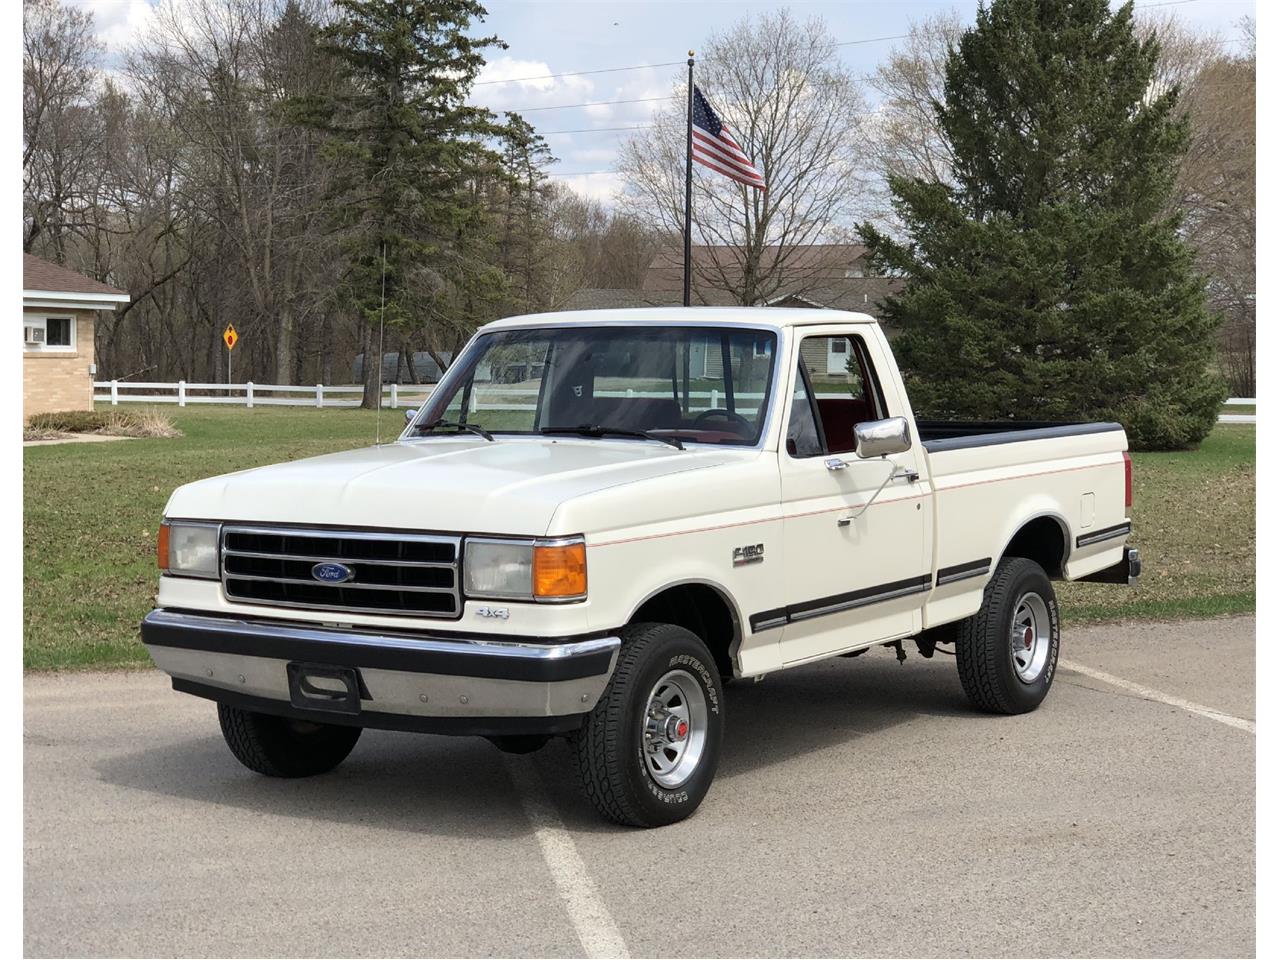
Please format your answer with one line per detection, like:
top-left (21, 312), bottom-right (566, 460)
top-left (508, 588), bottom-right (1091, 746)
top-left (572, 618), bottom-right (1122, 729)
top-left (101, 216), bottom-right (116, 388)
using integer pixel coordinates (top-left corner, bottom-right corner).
top-left (776, 330), bottom-right (931, 665)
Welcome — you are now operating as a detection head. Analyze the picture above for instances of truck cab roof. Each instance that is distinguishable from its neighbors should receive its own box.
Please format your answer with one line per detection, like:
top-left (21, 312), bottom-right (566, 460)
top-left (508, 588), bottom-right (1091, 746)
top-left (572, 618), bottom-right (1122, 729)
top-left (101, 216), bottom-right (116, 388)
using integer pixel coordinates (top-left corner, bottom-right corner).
top-left (479, 306), bottom-right (880, 333)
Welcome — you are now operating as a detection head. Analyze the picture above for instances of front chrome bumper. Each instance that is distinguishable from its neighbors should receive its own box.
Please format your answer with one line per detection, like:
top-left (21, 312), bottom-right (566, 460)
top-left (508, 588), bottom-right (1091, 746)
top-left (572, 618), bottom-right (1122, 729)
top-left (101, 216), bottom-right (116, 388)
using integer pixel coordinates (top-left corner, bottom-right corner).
top-left (142, 610), bottom-right (621, 736)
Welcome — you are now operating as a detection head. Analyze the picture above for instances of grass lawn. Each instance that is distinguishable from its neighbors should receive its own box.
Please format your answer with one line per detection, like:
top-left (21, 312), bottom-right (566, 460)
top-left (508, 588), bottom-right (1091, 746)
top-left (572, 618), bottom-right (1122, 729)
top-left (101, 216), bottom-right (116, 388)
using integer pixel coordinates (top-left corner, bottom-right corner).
top-left (1058, 424), bottom-right (1255, 623)
top-left (23, 409), bottom-right (1254, 669)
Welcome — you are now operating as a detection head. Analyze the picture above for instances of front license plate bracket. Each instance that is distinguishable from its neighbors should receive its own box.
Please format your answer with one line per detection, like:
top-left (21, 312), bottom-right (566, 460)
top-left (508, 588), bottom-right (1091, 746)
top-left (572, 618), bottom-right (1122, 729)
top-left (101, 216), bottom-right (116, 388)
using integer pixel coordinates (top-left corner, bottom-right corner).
top-left (286, 662), bottom-right (364, 715)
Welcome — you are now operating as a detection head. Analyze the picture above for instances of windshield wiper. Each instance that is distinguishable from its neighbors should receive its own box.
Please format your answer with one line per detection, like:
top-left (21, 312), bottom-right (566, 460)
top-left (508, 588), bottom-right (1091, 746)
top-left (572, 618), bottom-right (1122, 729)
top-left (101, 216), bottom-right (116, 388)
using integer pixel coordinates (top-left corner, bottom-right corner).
top-left (541, 424), bottom-right (684, 450)
top-left (419, 418), bottom-right (494, 442)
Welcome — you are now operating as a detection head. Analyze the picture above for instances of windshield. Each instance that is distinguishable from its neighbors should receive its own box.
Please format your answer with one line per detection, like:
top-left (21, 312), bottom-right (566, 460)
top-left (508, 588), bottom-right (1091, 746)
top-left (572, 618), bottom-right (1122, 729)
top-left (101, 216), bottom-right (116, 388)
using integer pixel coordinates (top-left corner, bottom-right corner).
top-left (406, 325), bottom-right (779, 447)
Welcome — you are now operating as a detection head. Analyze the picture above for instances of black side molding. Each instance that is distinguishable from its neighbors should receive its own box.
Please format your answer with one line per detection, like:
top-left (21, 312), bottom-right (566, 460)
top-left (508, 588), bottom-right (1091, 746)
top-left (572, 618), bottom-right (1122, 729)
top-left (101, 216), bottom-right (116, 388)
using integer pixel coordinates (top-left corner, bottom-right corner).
top-left (936, 558), bottom-right (992, 586)
top-left (749, 574), bottom-right (933, 633)
top-left (1075, 521), bottom-right (1132, 548)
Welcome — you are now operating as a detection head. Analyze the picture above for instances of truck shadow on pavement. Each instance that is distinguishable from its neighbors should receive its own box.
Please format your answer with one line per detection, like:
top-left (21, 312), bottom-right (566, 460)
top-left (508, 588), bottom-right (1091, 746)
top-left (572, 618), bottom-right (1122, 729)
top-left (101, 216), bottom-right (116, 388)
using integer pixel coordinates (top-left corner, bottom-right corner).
top-left (93, 653), bottom-right (978, 836)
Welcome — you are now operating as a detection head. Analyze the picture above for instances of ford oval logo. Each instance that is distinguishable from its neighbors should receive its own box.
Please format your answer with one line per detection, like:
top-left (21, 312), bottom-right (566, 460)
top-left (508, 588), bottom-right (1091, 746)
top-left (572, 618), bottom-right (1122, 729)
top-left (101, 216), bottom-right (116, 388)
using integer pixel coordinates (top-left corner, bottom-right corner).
top-left (311, 562), bottom-right (354, 584)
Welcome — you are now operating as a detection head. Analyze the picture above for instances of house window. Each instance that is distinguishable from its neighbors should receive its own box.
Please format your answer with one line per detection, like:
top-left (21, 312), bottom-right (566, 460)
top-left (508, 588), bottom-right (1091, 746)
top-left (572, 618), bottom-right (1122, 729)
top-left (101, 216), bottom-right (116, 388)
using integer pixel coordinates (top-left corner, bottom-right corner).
top-left (23, 315), bottom-right (76, 352)
top-left (829, 338), bottom-right (847, 354)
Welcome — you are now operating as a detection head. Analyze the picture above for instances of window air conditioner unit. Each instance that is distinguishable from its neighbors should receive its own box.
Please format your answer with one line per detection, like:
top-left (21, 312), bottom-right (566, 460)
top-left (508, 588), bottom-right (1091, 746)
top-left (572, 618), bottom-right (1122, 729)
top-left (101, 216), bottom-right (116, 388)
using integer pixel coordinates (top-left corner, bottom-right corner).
top-left (24, 326), bottom-right (44, 345)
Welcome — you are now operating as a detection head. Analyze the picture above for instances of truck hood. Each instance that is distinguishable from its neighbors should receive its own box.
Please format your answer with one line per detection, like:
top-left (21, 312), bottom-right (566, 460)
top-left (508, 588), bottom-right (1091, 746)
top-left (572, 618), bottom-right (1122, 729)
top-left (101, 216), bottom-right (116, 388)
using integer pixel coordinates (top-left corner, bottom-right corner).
top-left (164, 437), bottom-right (743, 536)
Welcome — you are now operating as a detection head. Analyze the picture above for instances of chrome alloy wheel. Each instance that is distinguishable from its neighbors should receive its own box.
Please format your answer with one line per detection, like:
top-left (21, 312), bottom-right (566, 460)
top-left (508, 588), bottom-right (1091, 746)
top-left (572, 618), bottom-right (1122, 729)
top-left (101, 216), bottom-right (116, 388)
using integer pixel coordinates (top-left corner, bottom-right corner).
top-left (1010, 592), bottom-right (1052, 683)
top-left (642, 669), bottom-right (708, 789)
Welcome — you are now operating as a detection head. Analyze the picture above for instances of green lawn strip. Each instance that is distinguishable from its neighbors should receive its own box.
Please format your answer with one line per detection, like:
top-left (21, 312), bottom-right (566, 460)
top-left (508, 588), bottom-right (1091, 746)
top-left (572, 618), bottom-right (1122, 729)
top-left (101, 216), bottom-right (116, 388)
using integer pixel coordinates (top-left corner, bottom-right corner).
top-left (25, 411), bottom-right (1254, 670)
top-left (1056, 424), bottom-right (1254, 621)
top-left (25, 407), bottom-right (387, 670)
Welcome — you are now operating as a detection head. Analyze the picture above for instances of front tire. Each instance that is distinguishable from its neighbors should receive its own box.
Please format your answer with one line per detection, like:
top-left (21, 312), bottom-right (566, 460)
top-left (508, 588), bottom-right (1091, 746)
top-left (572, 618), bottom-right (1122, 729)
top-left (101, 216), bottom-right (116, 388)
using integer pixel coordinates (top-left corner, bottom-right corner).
top-left (218, 704), bottom-right (362, 777)
top-left (572, 623), bottom-right (724, 828)
top-left (956, 557), bottom-right (1060, 714)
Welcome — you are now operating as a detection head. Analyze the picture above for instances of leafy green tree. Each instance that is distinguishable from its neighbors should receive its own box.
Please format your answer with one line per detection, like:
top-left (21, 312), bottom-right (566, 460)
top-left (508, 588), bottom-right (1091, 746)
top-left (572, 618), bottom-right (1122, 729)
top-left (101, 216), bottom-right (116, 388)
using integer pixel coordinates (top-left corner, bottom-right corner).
top-left (860, 0), bottom-right (1225, 449)
top-left (298, 0), bottom-right (510, 406)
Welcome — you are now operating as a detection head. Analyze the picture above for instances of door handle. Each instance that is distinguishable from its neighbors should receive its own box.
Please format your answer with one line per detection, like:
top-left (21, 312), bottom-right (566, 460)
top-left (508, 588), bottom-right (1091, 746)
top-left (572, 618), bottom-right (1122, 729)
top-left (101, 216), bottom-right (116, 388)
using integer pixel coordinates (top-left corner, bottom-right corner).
top-left (825, 457), bottom-right (848, 471)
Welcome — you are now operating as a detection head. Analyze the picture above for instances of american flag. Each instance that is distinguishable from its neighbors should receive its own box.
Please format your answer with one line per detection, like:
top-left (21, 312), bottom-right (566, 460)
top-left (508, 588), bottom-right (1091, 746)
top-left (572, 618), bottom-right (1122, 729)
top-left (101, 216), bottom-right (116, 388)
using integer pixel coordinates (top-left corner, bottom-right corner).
top-left (691, 86), bottom-right (766, 191)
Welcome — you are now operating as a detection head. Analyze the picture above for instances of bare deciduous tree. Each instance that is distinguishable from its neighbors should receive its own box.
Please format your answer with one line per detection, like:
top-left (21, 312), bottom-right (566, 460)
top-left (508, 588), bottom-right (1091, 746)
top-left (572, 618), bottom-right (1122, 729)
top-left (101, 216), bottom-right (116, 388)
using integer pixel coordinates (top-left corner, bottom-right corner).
top-left (619, 11), bottom-right (870, 306)
top-left (23, 0), bottom-right (102, 257)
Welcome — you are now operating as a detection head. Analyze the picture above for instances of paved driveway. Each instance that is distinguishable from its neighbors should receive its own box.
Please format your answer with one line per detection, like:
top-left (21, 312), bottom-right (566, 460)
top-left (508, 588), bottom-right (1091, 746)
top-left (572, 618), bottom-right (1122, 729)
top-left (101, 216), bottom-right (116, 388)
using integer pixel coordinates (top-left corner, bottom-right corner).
top-left (24, 616), bottom-right (1255, 958)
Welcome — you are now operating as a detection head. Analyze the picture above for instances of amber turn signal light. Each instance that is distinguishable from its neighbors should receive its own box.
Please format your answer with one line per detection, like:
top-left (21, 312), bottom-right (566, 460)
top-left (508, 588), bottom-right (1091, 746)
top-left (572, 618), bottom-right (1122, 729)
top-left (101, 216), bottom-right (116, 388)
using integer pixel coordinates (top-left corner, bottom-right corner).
top-left (532, 541), bottom-right (587, 599)
top-left (156, 523), bottom-right (170, 571)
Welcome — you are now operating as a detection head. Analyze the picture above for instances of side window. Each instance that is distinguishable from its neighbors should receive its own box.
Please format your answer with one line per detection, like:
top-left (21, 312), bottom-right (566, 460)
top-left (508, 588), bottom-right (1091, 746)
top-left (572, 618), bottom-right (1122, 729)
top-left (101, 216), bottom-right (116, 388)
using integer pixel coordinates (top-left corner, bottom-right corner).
top-left (799, 334), bottom-right (887, 456)
top-left (785, 360), bottom-right (823, 458)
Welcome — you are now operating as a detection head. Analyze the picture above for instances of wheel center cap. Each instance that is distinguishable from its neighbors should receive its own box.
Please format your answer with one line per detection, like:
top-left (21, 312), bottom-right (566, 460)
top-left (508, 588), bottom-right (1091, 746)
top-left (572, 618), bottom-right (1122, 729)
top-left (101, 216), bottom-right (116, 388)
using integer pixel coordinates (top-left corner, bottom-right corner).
top-left (1023, 626), bottom-right (1035, 650)
top-left (663, 716), bottom-right (689, 742)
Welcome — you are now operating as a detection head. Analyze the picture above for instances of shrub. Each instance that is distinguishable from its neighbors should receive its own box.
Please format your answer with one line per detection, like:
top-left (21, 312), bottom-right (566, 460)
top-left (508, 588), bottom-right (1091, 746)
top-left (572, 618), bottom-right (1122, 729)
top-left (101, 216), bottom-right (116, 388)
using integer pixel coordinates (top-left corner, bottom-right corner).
top-left (27, 410), bottom-right (109, 433)
top-left (24, 409), bottom-right (181, 440)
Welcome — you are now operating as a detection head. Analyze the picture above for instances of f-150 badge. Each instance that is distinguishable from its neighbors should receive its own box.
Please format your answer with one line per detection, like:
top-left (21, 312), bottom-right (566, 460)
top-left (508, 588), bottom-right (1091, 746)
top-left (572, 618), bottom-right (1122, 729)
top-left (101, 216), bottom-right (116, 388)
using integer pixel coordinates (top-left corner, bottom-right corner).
top-left (732, 543), bottom-right (765, 566)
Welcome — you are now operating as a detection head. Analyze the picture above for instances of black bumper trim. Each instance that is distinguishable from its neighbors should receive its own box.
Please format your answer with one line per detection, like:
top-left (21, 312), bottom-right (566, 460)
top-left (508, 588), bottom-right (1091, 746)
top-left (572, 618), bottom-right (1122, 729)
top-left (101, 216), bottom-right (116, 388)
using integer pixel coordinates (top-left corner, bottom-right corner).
top-left (174, 679), bottom-right (587, 737)
top-left (142, 610), bottom-right (618, 683)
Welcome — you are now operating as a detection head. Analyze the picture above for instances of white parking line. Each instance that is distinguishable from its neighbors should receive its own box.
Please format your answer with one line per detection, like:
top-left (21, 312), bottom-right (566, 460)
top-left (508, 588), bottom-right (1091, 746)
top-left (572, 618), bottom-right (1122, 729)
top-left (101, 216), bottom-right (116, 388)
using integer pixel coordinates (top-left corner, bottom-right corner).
top-left (1059, 658), bottom-right (1256, 734)
top-left (505, 756), bottom-right (630, 959)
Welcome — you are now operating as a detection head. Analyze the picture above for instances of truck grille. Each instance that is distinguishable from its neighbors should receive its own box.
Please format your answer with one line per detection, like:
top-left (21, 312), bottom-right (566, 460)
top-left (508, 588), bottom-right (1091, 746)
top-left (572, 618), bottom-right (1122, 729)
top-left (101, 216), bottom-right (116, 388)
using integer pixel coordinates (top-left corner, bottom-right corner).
top-left (221, 526), bottom-right (462, 618)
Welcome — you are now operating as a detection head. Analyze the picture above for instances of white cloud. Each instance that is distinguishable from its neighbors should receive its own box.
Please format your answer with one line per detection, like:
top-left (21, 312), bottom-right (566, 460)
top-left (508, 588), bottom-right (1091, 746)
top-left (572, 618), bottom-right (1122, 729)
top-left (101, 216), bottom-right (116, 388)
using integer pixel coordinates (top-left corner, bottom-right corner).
top-left (555, 172), bottom-right (624, 205)
top-left (84, 0), bottom-right (155, 53)
top-left (471, 56), bottom-right (595, 114)
top-left (472, 58), bottom-right (683, 196)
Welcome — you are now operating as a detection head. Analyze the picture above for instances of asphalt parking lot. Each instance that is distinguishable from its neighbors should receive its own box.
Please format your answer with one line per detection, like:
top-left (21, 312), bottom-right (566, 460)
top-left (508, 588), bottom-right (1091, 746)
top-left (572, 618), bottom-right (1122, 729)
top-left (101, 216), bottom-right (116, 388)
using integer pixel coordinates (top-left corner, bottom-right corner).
top-left (24, 616), bottom-right (1254, 958)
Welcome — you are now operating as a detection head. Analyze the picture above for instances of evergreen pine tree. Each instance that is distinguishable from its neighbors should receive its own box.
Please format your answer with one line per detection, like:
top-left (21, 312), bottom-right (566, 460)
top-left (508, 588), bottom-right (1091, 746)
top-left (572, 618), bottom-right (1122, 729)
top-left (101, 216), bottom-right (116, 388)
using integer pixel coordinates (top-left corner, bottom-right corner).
top-left (859, 0), bottom-right (1225, 449)
top-left (298, 0), bottom-right (510, 407)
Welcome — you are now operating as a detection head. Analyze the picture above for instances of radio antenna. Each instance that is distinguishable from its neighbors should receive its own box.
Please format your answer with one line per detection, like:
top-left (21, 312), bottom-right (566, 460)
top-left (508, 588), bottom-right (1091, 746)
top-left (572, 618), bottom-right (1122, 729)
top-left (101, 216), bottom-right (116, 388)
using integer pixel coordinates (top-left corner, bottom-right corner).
top-left (375, 240), bottom-right (388, 446)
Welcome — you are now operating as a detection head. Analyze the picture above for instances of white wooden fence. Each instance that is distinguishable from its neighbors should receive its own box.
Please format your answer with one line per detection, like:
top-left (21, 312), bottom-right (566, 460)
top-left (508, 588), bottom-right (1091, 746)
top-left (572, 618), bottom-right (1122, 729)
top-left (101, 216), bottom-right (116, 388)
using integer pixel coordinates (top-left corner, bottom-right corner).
top-left (94, 380), bottom-right (1257, 423)
top-left (94, 380), bottom-right (438, 409)
top-left (93, 380), bottom-right (762, 412)
top-left (1220, 397), bottom-right (1256, 424)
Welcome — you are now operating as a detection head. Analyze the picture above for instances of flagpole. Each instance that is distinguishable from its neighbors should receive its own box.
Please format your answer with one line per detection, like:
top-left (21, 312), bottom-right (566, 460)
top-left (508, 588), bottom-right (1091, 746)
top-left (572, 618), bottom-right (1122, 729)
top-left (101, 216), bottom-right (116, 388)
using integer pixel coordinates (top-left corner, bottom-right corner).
top-left (683, 50), bottom-right (694, 308)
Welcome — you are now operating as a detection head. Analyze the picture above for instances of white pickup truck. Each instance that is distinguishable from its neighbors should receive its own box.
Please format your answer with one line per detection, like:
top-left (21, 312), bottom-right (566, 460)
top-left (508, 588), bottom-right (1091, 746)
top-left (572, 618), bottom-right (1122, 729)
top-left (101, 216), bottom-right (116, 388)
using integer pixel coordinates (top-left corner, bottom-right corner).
top-left (143, 308), bottom-right (1140, 827)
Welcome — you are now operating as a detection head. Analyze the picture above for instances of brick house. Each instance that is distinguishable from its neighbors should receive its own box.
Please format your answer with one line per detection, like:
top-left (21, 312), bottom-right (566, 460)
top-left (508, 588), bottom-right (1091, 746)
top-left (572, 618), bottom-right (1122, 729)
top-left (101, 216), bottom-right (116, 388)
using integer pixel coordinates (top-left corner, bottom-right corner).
top-left (23, 254), bottom-right (129, 419)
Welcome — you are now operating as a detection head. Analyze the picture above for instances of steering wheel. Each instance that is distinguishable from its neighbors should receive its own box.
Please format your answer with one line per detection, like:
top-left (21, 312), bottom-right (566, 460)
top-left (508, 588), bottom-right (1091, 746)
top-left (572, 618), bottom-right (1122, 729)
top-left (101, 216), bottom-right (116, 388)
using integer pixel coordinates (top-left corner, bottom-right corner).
top-left (692, 409), bottom-right (752, 430)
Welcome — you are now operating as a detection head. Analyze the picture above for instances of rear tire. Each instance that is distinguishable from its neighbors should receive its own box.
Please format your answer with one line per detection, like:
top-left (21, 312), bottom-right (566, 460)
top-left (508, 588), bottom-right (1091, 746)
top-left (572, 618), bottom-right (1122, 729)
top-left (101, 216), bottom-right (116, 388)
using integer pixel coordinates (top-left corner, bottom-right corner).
top-left (217, 704), bottom-right (361, 777)
top-left (956, 557), bottom-right (1060, 714)
top-left (572, 622), bottom-right (724, 828)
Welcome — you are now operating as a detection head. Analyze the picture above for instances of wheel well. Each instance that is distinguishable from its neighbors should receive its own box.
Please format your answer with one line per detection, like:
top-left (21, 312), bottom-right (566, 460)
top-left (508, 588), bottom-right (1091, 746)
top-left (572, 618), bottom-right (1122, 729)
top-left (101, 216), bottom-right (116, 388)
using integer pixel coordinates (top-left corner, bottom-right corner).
top-left (1002, 516), bottom-right (1067, 578)
top-left (630, 583), bottom-right (738, 676)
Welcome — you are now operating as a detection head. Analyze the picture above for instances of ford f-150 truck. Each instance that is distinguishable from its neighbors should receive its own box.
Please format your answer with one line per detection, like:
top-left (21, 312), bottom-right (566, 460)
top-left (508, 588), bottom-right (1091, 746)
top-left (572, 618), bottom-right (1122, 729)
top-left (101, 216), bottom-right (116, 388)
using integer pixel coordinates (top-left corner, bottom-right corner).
top-left (143, 308), bottom-right (1140, 827)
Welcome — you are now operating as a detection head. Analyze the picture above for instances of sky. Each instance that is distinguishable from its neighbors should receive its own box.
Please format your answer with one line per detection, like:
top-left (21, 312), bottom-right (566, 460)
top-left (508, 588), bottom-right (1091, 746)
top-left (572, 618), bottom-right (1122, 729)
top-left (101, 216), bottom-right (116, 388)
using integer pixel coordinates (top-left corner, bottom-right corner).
top-left (77, 0), bottom-right (1256, 204)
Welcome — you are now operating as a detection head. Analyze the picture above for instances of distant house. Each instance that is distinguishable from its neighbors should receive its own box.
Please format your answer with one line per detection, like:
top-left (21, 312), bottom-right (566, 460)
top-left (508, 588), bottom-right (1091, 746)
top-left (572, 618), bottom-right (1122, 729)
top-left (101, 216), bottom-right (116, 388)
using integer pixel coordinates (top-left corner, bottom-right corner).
top-left (23, 254), bottom-right (129, 418)
top-left (564, 243), bottom-right (902, 338)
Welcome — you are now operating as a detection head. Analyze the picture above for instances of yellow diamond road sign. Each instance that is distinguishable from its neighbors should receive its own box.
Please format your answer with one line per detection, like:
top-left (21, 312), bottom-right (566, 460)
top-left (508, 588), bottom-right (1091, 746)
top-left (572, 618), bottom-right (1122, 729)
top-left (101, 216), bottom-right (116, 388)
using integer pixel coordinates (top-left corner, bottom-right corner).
top-left (223, 324), bottom-right (238, 350)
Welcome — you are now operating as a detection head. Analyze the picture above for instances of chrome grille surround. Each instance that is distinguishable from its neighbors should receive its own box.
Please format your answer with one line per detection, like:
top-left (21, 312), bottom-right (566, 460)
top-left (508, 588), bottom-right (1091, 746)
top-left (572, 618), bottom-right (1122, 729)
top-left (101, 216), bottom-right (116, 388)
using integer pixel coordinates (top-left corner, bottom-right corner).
top-left (220, 525), bottom-right (462, 619)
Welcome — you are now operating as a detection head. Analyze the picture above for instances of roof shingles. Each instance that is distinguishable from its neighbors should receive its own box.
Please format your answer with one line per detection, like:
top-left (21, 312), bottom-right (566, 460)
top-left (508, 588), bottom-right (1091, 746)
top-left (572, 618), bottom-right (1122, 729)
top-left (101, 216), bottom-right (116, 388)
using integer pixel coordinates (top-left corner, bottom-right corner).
top-left (22, 254), bottom-right (127, 297)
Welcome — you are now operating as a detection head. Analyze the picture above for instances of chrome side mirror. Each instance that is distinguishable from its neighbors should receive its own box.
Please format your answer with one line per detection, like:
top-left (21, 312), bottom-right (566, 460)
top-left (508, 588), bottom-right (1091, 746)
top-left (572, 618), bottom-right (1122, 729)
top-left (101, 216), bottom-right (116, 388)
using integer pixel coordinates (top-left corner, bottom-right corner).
top-left (403, 408), bottom-right (418, 426)
top-left (854, 416), bottom-right (911, 459)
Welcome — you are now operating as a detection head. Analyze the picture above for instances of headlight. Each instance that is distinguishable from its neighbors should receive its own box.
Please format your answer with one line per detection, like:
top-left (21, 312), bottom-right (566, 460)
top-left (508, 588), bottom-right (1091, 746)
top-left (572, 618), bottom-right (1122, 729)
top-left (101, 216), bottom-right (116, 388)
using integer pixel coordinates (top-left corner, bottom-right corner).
top-left (158, 521), bottom-right (221, 579)
top-left (463, 537), bottom-right (586, 602)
